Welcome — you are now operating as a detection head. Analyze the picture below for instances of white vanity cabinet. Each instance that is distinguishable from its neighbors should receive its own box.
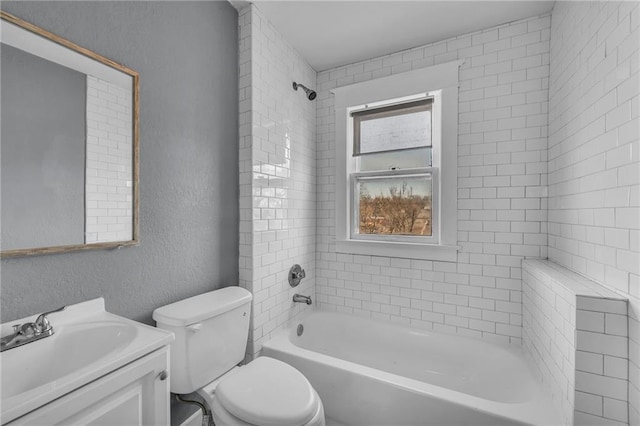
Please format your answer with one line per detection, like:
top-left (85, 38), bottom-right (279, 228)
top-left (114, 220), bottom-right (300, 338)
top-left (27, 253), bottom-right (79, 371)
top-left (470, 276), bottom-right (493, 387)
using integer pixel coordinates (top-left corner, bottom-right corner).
top-left (7, 346), bottom-right (170, 426)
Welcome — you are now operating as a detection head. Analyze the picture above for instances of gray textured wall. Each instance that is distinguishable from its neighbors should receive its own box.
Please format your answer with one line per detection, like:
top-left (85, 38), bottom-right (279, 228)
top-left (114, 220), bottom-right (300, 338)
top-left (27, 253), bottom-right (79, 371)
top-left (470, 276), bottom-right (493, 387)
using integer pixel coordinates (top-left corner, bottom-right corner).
top-left (1, 2), bottom-right (239, 327)
top-left (1, 45), bottom-right (86, 250)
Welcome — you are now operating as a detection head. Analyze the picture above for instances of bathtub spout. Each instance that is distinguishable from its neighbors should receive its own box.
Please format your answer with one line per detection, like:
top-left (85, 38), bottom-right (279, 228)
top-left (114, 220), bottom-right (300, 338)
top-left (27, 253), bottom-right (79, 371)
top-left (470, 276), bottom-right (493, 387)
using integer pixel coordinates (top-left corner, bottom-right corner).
top-left (293, 294), bottom-right (312, 305)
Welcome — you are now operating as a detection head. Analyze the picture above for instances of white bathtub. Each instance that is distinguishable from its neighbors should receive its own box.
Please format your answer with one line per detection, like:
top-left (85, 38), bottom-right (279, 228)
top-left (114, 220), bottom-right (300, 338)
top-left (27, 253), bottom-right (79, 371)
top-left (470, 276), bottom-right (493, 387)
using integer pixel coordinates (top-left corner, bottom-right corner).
top-left (262, 311), bottom-right (561, 426)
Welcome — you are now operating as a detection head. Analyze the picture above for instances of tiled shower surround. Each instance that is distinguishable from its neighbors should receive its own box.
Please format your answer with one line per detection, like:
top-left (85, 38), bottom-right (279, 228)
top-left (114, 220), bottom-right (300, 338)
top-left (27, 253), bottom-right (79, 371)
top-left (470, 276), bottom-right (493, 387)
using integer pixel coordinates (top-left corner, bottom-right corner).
top-left (316, 14), bottom-right (553, 344)
top-left (238, 5), bottom-right (316, 357)
top-left (547, 2), bottom-right (639, 424)
top-left (239, 2), bottom-right (639, 424)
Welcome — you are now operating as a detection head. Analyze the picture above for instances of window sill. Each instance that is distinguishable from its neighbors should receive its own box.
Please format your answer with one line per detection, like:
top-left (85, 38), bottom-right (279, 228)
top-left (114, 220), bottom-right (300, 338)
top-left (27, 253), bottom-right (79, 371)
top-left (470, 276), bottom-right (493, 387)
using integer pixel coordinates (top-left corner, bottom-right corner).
top-left (335, 239), bottom-right (459, 262)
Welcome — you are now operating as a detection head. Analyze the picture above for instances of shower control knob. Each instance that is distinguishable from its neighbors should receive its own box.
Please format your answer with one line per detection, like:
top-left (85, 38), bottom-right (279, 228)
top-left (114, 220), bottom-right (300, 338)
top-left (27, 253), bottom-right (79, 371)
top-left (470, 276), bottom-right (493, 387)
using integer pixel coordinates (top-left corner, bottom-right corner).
top-left (288, 264), bottom-right (306, 287)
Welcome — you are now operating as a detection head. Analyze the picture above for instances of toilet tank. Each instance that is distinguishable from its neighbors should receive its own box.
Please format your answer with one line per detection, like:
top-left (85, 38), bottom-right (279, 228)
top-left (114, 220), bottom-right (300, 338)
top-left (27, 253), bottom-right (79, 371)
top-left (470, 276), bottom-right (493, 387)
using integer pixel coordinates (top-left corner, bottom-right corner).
top-left (152, 287), bottom-right (252, 394)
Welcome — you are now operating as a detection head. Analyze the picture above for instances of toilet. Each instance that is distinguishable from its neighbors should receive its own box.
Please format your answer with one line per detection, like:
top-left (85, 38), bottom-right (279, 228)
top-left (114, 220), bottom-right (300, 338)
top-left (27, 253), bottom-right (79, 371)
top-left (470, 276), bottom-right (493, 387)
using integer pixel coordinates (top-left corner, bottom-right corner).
top-left (152, 286), bottom-right (325, 426)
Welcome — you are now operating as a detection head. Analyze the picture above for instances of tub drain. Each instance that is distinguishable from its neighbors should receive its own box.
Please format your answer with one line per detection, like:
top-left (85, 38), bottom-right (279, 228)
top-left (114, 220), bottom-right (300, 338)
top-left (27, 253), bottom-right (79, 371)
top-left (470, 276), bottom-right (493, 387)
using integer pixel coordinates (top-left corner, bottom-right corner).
top-left (297, 324), bottom-right (304, 336)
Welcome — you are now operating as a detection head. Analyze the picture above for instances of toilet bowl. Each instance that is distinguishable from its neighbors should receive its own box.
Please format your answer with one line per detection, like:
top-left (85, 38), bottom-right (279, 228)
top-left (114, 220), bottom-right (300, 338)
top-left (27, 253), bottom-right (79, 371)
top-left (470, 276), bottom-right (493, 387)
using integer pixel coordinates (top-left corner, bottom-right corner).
top-left (152, 287), bottom-right (325, 426)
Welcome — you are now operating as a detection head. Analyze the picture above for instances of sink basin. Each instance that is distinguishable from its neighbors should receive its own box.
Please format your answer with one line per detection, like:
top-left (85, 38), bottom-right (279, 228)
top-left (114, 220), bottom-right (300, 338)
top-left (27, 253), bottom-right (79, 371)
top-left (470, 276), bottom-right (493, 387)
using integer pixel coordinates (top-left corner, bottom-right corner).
top-left (1, 321), bottom-right (137, 398)
top-left (0, 298), bottom-right (174, 423)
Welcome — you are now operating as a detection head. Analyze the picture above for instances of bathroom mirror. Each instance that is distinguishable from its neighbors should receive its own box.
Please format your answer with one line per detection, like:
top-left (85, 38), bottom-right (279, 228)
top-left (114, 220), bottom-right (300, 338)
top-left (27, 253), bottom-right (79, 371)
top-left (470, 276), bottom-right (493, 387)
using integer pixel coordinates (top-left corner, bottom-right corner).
top-left (0, 11), bottom-right (139, 258)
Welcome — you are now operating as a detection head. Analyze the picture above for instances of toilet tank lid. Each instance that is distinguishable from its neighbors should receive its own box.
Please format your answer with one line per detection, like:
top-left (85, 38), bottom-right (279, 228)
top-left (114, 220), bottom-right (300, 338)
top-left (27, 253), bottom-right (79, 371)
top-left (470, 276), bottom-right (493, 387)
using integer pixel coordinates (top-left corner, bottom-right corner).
top-left (152, 287), bottom-right (252, 327)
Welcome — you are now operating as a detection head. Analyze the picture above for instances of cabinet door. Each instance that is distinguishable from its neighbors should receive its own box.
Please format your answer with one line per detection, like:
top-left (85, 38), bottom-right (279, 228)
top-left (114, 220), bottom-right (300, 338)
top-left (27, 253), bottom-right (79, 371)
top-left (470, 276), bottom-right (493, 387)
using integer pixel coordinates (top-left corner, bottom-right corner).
top-left (9, 347), bottom-right (170, 426)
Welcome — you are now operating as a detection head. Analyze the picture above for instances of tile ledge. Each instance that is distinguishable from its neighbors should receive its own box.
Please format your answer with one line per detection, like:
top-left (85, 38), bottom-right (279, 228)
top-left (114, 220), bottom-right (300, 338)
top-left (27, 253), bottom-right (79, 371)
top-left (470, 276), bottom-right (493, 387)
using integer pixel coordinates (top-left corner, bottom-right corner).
top-left (522, 259), bottom-right (627, 301)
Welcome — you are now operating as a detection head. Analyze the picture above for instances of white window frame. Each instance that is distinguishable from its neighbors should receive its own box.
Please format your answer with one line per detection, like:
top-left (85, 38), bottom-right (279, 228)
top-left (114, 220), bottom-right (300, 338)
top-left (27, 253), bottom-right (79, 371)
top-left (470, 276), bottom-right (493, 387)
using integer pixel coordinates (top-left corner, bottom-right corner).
top-left (331, 60), bottom-right (462, 261)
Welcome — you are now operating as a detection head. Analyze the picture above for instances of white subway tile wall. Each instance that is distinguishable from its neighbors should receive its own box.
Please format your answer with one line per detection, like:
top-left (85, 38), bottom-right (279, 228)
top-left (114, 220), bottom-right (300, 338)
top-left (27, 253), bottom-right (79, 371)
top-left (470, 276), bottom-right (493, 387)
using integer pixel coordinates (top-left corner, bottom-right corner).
top-left (575, 292), bottom-right (629, 426)
top-left (85, 75), bottom-right (133, 243)
top-left (523, 259), bottom-right (629, 425)
top-left (316, 14), bottom-right (552, 344)
top-left (547, 2), bottom-right (639, 424)
top-left (522, 260), bottom-right (576, 424)
top-left (238, 5), bottom-right (317, 358)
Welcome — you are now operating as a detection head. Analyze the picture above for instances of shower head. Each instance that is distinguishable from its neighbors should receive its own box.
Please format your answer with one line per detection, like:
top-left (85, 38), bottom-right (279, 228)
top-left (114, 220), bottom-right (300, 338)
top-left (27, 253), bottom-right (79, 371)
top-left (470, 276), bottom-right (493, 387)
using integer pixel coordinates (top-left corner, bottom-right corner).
top-left (292, 82), bottom-right (317, 101)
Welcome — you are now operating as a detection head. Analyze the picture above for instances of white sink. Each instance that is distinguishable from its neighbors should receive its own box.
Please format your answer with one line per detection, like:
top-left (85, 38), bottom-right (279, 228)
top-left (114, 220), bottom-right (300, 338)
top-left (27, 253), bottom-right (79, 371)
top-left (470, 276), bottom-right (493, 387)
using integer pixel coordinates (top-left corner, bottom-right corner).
top-left (2, 321), bottom-right (137, 398)
top-left (0, 298), bottom-right (174, 423)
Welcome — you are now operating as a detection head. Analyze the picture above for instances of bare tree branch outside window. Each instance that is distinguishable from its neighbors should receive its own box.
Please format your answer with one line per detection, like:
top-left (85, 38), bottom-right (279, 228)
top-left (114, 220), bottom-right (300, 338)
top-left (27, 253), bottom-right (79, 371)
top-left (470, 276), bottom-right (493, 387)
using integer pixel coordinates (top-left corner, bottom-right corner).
top-left (359, 180), bottom-right (432, 237)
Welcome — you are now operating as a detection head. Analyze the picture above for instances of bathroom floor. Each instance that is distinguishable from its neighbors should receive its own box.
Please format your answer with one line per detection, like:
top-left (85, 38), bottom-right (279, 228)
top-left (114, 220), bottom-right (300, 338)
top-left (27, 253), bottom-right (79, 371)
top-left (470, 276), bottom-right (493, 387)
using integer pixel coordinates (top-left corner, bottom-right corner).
top-left (326, 417), bottom-right (349, 426)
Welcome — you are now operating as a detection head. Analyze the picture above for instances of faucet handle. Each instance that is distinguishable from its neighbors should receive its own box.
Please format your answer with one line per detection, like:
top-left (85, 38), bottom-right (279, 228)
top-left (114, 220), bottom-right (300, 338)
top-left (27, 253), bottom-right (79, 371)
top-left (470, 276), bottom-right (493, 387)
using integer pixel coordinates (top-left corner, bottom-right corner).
top-left (34, 306), bottom-right (66, 333)
top-left (20, 323), bottom-right (38, 337)
top-left (289, 264), bottom-right (306, 287)
top-left (12, 324), bottom-right (22, 334)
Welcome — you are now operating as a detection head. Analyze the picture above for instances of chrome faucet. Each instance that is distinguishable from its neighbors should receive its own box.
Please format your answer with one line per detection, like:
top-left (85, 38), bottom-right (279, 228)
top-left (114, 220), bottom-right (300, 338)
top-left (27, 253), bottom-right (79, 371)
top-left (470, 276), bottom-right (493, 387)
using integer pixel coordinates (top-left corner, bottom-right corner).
top-left (293, 294), bottom-right (312, 305)
top-left (0, 306), bottom-right (65, 352)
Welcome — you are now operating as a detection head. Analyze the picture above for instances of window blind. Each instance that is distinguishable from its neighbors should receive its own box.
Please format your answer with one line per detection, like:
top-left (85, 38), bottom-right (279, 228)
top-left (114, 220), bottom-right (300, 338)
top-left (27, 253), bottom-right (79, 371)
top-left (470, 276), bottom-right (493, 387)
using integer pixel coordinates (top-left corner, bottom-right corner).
top-left (352, 98), bottom-right (432, 157)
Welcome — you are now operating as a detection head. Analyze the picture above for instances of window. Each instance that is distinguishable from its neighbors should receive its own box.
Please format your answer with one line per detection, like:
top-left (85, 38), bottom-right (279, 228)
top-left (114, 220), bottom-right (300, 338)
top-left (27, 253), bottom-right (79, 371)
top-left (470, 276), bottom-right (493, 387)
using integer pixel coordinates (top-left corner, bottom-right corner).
top-left (331, 61), bottom-right (462, 261)
top-left (350, 96), bottom-right (438, 244)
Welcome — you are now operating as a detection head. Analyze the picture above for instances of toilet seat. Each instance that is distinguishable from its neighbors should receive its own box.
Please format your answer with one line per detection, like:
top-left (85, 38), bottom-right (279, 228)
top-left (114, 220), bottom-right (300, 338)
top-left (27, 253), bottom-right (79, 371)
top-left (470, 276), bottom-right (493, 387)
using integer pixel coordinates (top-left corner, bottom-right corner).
top-left (210, 388), bottom-right (325, 426)
top-left (215, 357), bottom-right (319, 426)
